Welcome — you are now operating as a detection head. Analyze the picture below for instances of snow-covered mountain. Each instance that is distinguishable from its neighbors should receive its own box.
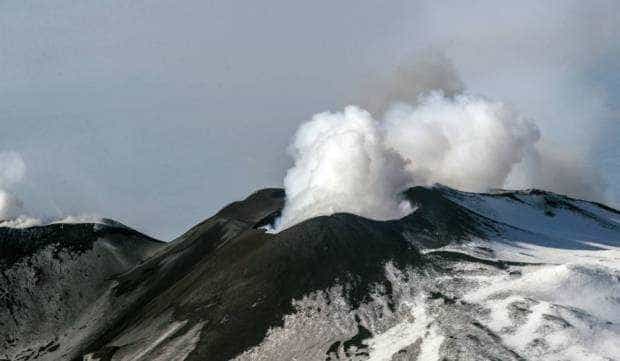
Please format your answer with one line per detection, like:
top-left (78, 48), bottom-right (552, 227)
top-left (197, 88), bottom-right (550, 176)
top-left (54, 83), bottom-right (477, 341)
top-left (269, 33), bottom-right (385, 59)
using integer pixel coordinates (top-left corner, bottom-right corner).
top-left (1, 186), bottom-right (618, 361)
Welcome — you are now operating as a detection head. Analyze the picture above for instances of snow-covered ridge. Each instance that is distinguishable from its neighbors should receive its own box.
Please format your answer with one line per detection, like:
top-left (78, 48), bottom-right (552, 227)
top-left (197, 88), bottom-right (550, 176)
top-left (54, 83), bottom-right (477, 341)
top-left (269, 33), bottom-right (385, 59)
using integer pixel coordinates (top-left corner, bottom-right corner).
top-left (0, 214), bottom-right (129, 230)
top-left (430, 184), bottom-right (619, 250)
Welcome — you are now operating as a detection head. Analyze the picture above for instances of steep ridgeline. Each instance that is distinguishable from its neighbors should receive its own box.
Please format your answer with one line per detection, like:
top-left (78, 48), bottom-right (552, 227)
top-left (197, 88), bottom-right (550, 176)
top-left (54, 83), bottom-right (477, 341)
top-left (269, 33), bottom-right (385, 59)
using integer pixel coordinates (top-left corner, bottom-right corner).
top-left (0, 220), bottom-right (165, 361)
top-left (2, 186), bottom-right (619, 361)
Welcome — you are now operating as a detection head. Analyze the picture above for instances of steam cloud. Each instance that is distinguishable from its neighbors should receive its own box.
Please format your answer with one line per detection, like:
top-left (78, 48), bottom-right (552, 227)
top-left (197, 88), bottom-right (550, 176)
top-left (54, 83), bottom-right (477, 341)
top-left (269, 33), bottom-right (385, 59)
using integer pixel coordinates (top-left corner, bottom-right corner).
top-left (275, 91), bottom-right (542, 231)
top-left (360, 52), bottom-right (465, 115)
top-left (274, 53), bottom-right (608, 231)
top-left (384, 94), bottom-right (540, 192)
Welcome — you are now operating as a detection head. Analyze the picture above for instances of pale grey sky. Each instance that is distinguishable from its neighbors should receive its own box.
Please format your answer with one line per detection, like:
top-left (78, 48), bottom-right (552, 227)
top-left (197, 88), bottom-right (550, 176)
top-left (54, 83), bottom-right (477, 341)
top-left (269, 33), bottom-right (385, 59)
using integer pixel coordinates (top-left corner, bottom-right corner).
top-left (1, 0), bottom-right (618, 239)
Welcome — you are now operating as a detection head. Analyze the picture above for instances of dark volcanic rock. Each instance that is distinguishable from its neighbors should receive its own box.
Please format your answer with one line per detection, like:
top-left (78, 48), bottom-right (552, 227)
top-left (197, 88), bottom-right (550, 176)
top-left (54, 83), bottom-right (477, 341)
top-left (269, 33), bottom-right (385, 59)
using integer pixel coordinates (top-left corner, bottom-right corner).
top-left (79, 188), bottom-right (473, 361)
top-left (3, 185), bottom-right (618, 361)
top-left (166, 213), bottom-right (423, 361)
top-left (0, 221), bottom-right (164, 361)
top-left (0, 220), bottom-right (159, 269)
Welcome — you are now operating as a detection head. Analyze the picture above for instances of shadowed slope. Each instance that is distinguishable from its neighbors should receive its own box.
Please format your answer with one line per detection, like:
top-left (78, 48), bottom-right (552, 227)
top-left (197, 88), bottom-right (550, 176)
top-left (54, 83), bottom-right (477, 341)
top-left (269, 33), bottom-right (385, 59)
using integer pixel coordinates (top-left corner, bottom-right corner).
top-left (0, 221), bottom-right (164, 361)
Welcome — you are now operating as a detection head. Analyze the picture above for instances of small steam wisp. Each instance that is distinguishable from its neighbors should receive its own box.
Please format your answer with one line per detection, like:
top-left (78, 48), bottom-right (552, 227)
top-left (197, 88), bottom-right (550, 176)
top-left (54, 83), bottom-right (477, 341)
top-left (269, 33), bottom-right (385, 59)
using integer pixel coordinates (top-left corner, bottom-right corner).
top-left (0, 151), bottom-right (27, 221)
top-left (0, 151), bottom-right (103, 228)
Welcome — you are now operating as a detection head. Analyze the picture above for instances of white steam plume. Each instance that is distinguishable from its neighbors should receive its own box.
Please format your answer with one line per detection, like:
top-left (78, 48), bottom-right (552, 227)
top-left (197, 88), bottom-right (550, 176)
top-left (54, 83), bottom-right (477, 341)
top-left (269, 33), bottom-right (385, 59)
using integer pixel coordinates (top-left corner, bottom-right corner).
top-left (384, 93), bottom-right (540, 192)
top-left (0, 151), bottom-right (27, 220)
top-left (274, 106), bottom-right (412, 230)
top-left (274, 92), bottom-right (541, 231)
top-left (274, 49), bottom-right (609, 231)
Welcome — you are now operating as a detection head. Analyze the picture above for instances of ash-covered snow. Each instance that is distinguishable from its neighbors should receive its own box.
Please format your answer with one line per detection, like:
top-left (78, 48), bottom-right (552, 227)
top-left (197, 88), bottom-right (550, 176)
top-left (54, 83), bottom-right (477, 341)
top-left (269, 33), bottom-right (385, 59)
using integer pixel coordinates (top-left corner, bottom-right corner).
top-left (236, 251), bottom-right (618, 360)
top-left (236, 188), bottom-right (620, 361)
top-left (425, 188), bottom-right (620, 360)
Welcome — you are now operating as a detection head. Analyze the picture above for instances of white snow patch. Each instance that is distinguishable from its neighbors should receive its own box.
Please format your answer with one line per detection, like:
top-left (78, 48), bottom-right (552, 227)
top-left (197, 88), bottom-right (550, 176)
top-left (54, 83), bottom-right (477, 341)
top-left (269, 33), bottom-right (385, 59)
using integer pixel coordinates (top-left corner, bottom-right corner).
top-left (53, 214), bottom-right (104, 225)
top-left (0, 214), bottom-right (108, 229)
top-left (457, 241), bottom-right (620, 360)
top-left (365, 297), bottom-right (443, 361)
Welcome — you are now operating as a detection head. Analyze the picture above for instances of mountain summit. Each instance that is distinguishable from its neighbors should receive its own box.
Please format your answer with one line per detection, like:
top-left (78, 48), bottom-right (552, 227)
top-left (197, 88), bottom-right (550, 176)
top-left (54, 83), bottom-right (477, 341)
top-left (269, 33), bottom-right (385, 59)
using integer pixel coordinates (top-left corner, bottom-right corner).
top-left (1, 186), bottom-right (618, 361)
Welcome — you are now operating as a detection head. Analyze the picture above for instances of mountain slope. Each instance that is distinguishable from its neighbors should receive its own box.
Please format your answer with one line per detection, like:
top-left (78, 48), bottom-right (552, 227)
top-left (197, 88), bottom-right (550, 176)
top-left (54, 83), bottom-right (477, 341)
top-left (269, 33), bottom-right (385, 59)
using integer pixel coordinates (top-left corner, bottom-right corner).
top-left (2, 186), bottom-right (618, 361)
top-left (0, 220), bottom-right (164, 361)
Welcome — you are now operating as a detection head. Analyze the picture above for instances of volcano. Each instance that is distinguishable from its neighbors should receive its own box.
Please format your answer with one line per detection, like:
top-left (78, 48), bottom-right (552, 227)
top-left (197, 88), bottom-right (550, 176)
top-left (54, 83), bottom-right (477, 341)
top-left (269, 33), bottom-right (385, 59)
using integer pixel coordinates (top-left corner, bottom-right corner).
top-left (1, 186), bottom-right (619, 361)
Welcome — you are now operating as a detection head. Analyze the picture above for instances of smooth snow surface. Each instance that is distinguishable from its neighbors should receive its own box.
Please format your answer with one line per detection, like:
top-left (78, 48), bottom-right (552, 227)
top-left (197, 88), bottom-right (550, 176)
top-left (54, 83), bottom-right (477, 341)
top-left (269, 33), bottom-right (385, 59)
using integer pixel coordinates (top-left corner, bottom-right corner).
top-left (440, 186), bottom-right (619, 250)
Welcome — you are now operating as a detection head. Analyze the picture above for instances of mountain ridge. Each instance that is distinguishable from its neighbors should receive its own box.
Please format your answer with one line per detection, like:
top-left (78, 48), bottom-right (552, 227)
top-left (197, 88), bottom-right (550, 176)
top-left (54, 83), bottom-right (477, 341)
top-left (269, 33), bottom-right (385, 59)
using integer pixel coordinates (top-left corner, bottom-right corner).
top-left (1, 185), bottom-right (618, 361)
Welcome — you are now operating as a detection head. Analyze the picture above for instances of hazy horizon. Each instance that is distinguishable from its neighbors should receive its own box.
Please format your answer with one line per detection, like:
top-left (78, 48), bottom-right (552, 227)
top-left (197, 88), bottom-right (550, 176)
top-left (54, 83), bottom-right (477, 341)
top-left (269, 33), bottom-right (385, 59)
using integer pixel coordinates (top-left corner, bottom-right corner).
top-left (1, 0), bottom-right (618, 239)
